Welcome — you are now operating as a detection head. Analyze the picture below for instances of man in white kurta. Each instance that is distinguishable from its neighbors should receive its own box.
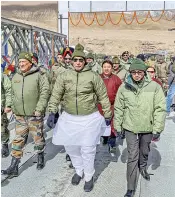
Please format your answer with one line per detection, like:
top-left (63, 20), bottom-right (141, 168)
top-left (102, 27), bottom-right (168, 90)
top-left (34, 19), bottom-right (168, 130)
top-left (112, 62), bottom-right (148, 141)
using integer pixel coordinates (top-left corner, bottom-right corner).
top-left (47, 43), bottom-right (112, 192)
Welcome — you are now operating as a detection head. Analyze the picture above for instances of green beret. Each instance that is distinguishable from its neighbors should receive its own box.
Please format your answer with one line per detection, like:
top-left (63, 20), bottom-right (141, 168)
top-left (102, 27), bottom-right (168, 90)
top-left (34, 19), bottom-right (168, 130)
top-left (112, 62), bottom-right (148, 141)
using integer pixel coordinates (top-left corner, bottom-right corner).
top-left (19, 52), bottom-right (33, 63)
top-left (130, 58), bottom-right (147, 71)
top-left (86, 52), bottom-right (94, 60)
top-left (72, 43), bottom-right (85, 59)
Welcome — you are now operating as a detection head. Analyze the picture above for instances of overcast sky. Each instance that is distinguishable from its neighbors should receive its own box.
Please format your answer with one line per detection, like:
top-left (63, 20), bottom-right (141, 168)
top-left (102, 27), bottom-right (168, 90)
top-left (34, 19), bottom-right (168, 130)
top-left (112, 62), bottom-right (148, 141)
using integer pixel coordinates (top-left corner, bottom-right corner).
top-left (68, 1), bottom-right (175, 12)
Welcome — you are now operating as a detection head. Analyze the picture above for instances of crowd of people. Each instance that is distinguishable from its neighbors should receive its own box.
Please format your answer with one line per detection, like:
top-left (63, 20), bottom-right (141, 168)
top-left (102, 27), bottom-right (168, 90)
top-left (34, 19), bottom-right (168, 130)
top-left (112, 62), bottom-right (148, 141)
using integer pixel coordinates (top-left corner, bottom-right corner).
top-left (1, 43), bottom-right (175, 197)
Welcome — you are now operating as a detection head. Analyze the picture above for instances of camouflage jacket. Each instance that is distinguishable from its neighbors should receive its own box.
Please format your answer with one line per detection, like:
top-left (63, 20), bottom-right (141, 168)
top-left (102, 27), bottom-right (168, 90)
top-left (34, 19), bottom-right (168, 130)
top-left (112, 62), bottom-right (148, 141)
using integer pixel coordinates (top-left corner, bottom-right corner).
top-left (155, 62), bottom-right (169, 80)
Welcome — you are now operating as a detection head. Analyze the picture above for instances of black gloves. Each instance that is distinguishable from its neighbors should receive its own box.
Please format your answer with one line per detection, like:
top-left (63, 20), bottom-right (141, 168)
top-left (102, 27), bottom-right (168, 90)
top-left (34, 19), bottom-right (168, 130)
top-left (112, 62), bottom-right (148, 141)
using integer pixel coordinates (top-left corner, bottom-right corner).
top-left (105, 118), bottom-right (111, 126)
top-left (47, 113), bottom-right (55, 128)
top-left (152, 133), bottom-right (160, 141)
top-left (117, 130), bottom-right (125, 139)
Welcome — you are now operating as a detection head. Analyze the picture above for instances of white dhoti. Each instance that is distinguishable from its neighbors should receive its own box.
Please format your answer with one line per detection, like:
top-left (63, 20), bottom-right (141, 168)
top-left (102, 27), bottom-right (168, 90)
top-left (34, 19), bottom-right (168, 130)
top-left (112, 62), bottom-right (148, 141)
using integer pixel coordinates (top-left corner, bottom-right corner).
top-left (52, 111), bottom-right (106, 146)
top-left (52, 111), bottom-right (106, 181)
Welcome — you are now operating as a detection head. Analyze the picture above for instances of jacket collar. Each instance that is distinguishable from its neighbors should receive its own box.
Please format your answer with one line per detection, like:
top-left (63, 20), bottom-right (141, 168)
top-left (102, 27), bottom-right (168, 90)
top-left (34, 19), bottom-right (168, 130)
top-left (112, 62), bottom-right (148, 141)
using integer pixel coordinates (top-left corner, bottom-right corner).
top-left (18, 65), bottom-right (39, 77)
top-left (124, 72), bottom-right (152, 92)
top-left (101, 73), bottom-right (113, 79)
top-left (71, 65), bottom-right (91, 73)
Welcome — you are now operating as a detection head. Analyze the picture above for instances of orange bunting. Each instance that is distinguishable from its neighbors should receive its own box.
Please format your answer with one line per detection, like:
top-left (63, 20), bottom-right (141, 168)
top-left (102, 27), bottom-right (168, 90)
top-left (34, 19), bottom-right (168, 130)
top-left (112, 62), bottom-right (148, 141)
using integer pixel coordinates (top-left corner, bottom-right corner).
top-left (69, 10), bottom-right (175, 26)
top-left (148, 10), bottom-right (164, 22)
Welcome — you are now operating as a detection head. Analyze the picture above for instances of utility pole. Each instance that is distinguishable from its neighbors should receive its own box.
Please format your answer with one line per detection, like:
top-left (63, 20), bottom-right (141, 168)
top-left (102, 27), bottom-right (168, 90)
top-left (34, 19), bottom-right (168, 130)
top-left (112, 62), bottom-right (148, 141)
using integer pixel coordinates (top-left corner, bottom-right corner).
top-left (90, 1), bottom-right (92, 12)
top-left (60, 14), bottom-right (63, 34)
top-left (164, 1), bottom-right (165, 10)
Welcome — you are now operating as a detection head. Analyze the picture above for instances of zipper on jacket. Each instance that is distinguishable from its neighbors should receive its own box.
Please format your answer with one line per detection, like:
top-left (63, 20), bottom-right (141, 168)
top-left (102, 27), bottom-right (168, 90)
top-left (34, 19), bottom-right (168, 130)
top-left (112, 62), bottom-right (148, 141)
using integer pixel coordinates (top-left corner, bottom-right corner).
top-left (76, 73), bottom-right (79, 115)
top-left (22, 76), bottom-right (26, 115)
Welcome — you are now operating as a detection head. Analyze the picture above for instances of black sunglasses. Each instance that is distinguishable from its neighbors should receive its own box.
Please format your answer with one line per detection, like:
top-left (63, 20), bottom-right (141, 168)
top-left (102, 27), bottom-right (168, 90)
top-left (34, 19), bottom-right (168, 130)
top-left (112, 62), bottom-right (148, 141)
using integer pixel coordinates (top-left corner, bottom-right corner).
top-left (147, 71), bottom-right (155, 74)
top-left (73, 58), bottom-right (84, 62)
top-left (130, 71), bottom-right (144, 75)
top-left (64, 58), bottom-right (72, 60)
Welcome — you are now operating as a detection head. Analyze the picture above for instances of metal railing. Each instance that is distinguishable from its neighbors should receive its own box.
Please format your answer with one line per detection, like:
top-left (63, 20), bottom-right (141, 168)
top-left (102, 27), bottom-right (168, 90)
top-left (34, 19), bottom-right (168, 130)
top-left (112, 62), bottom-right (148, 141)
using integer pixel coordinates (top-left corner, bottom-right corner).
top-left (1, 17), bottom-right (67, 67)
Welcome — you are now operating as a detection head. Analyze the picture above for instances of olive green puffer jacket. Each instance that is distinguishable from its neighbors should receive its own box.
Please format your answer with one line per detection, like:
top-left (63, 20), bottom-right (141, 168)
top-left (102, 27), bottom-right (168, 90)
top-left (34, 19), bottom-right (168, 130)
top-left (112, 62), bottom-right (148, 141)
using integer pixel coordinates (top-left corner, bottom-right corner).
top-left (11, 66), bottom-right (50, 116)
top-left (49, 66), bottom-right (112, 118)
top-left (88, 62), bottom-right (102, 75)
top-left (50, 63), bottom-right (70, 89)
top-left (1, 74), bottom-right (12, 108)
top-left (114, 74), bottom-right (166, 134)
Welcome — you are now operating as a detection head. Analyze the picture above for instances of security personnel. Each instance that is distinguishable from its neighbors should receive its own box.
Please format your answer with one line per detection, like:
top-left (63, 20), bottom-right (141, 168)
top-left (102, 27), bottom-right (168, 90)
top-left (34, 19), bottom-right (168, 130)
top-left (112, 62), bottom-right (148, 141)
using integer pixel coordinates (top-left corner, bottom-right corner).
top-left (1, 73), bottom-right (12, 157)
top-left (1, 52), bottom-right (50, 178)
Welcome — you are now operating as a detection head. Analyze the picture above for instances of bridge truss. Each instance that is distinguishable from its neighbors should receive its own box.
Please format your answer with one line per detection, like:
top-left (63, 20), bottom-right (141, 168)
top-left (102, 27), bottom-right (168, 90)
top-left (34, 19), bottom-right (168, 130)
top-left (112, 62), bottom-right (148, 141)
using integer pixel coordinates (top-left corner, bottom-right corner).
top-left (1, 17), bottom-right (67, 68)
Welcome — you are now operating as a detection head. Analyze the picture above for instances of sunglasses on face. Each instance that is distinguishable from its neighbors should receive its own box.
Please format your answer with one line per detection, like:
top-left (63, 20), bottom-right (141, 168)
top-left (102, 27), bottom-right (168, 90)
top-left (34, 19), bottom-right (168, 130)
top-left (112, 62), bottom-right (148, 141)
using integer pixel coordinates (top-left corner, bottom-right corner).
top-left (64, 58), bottom-right (72, 60)
top-left (123, 54), bottom-right (128, 57)
top-left (73, 58), bottom-right (84, 62)
top-left (130, 71), bottom-right (144, 75)
top-left (147, 71), bottom-right (155, 74)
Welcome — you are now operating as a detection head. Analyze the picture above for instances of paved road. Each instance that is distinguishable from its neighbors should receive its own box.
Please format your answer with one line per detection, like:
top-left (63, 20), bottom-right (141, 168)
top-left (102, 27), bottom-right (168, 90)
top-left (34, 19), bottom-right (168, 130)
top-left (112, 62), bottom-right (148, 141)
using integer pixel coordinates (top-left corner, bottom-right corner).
top-left (1, 115), bottom-right (175, 197)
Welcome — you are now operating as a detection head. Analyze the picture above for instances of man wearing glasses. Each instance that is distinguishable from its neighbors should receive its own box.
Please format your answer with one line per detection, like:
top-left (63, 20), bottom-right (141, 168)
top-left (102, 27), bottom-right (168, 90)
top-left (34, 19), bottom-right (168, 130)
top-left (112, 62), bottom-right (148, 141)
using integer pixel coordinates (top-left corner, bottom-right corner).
top-left (47, 43), bottom-right (112, 192)
top-left (114, 58), bottom-right (166, 197)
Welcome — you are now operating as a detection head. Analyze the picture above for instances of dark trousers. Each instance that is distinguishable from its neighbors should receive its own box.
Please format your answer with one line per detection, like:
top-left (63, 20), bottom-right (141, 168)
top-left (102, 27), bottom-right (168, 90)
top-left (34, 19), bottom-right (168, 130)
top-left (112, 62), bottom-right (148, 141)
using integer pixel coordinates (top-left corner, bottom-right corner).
top-left (125, 130), bottom-right (152, 190)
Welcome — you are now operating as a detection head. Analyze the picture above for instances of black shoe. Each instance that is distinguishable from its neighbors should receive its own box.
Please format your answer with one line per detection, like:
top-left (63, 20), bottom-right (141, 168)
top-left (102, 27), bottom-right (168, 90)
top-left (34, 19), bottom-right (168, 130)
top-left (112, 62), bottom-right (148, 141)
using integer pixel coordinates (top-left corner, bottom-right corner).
top-left (84, 177), bottom-right (94, 192)
top-left (1, 143), bottom-right (9, 158)
top-left (37, 152), bottom-right (45, 170)
top-left (71, 173), bottom-right (82, 185)
top-left (69, 162), bottom-right (74, 169)
top-left (1, 156), bottom-right (20, 178)
top-left (66, 154), bottom-right (71, 161)
top-left (102, 137), bottom-right (108, 145)
top-left (140, 169), bottom-right (150, 181)
top-left (108, 145), bottom-right (117, 154)
top-left (124, 190), bottom-right (135, 197)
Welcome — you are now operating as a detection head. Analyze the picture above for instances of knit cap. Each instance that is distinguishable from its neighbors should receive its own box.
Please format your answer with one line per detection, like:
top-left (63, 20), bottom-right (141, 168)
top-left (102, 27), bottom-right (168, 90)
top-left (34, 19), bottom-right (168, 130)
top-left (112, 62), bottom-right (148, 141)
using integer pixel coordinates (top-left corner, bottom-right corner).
top-left (19, 52), bottom-right (33, 63)
top-left (72, 43), bottom-right (85, 59)
top-left (129, 58), bottom-right (147, 71)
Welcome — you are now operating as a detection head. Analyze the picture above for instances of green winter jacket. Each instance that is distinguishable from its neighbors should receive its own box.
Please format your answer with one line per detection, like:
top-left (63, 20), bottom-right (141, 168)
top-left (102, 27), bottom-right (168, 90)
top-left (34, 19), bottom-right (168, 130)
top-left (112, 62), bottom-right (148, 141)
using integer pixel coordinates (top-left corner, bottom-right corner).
top-left (11, 66), bottom-right (50, 116)
top-left (50, 63), bottom-right (70, 88)
top-left (120, 59), bottom-right (131, 71)
top-left (49, 66), bottom-right (112, 118)
top-left (38, 65), bottom-right (51, 84)
top-left (114, 74), bottom-right (166, 134)
top-left (88, 62), bottom-right (102, 74)
top-left (1, 74), bottom-right (12, 108)
top-left (155, 62), bottom-right (169, 79)
top-left (113, 64), bottom-right (128, 82)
